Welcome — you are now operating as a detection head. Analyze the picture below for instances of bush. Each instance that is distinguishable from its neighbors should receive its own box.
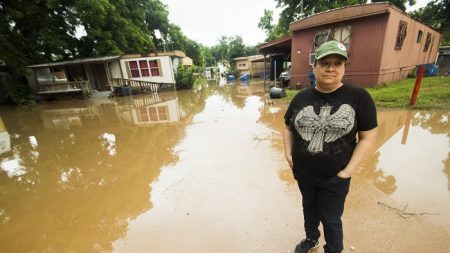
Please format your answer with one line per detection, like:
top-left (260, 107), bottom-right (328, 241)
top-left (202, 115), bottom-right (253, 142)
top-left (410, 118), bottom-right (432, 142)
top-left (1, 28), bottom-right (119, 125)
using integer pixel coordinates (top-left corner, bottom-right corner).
top-left (3, 76), bottom-right (35, 105)
top-left (175, 65), bottom-right (195, 90)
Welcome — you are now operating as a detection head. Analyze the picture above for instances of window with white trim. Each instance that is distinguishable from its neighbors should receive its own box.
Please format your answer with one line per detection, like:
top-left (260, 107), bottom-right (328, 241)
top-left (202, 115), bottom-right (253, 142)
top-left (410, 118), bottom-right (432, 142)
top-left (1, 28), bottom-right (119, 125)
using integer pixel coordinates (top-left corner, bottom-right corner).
top-left (149, 60), bottom-right (160, 76)
top-left (128, 60), bottom-right (162, 78)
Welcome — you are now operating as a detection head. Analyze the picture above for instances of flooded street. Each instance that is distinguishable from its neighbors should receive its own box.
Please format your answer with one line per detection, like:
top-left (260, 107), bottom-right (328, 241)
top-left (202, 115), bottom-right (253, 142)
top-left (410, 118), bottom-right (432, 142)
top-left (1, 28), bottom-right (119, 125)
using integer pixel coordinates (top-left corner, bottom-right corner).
top-left (0, 81), bottom-right (449, 253)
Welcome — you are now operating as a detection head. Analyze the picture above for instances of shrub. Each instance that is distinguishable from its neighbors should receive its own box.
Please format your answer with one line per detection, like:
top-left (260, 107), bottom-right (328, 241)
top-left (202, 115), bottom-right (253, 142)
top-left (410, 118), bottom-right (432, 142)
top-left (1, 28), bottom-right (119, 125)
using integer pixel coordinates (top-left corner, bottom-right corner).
top-left (175, 65), bottom-right (195, 90)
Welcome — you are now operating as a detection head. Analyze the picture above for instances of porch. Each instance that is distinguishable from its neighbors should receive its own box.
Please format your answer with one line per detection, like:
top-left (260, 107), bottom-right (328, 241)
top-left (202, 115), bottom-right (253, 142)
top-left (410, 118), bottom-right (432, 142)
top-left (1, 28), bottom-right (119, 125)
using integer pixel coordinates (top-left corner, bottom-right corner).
top-left (36, 81), bottom-right (92, 98)
top-left (28, 56), bottom-right (121, 99)
top-left (113, 78), bottom-right (161, 94)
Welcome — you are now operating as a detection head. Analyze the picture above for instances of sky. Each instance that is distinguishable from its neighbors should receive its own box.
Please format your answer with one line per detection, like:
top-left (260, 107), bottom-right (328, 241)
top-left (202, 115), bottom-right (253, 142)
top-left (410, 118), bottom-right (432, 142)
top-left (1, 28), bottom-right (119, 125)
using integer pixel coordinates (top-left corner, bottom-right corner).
top-left (160, 0), bottom-right (281, 46)
top-left (160, 0), bottom-right (433, 47)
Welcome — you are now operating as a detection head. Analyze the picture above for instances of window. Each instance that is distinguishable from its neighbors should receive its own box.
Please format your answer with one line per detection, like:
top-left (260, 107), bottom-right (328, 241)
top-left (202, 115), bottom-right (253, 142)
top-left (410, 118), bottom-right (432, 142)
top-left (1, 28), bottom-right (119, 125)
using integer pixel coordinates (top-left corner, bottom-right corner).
top-left (313, 26), bottom-right (352, 52)
top-left (238, 63), bottom-right (246, 67)
top-left (129, 61), bottom-right (140, 78)
top-left (149, 60), bottom-right (160, 76)
top-left (417, 30), bottom-right (423, 43)
top-left (127, 60), bottom-right (162, 78)
top-left (395, 21), bottom-right (408, 50)
top-left (313, 29), bottom-right (331, 49)
top-left (424, 32), bottom-right (431, 52)
top-left (139, 60), bottom-right (149, 77)
top-left (332, 25), bottom-right (351, 49)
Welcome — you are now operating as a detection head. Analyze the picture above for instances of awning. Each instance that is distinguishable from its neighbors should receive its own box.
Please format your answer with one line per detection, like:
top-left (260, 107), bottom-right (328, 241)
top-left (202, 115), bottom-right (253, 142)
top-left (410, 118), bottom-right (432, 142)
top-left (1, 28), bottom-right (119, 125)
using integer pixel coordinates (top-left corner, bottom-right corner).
top-left (257, 35), bottom-right (292, 56)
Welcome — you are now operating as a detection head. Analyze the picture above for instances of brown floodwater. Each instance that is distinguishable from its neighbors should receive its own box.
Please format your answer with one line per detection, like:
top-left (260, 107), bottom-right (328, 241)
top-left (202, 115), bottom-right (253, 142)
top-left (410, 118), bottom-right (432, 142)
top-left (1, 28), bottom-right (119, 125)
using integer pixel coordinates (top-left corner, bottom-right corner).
top-left (0, 81), bottom-right (449, 253)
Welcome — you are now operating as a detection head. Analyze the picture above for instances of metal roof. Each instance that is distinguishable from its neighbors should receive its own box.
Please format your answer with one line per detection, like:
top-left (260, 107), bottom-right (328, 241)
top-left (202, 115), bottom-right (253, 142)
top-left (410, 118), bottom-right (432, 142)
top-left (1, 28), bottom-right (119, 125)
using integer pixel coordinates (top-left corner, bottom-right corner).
top-left (28, 56), bottom-right (121, 68)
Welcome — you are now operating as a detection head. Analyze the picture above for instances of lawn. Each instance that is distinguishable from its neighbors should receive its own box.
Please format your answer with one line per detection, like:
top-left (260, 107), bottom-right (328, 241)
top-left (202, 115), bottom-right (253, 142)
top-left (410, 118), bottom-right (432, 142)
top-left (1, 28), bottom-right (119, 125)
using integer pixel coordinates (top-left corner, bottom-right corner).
top-left (282, 76), bottom-right (450, 109)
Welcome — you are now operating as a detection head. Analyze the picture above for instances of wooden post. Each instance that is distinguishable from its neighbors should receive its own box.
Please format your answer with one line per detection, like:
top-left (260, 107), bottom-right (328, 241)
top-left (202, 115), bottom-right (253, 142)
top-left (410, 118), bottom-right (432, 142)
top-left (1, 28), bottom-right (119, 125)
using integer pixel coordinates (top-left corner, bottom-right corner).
top-left (409, 65), bottom-right (425, 106)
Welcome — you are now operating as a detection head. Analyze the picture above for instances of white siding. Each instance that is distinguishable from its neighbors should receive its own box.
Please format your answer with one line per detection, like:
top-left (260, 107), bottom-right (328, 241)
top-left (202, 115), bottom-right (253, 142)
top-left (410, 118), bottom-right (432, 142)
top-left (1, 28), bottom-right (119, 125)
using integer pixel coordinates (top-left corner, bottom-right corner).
top-left (110, 61), bottom-right (122, 79)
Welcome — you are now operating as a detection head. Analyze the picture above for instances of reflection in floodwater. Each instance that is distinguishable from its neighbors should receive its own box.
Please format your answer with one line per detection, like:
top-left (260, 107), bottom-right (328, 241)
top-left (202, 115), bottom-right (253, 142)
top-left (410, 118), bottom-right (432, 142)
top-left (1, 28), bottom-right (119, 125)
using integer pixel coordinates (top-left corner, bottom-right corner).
top-left (0, 88), bottom-right (212, 253)
top-left (365, 110), bottom-right (450, 228)
top-left (0, 81), bottom-right (449, 252)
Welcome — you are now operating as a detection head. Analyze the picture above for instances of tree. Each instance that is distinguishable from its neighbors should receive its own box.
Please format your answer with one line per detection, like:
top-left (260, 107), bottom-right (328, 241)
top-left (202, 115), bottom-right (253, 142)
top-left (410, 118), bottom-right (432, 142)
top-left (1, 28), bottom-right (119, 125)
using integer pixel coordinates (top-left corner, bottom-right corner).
top-left (74, 0), bottom-right (155, 56)
top-left (202, 47), bottom-right (216, 67)
top-left (0, 0), bottom-right (78, 77)
top-left (372, 0), bottom-right (416, 11)
top-left (258, 9), bottom-right (274, 35)
top-left (409, 0), bottom-right (449, 46)
top-left (228, 36), bottom-right (246, 60)
top-left (244, 45), bottom-right (257, 56)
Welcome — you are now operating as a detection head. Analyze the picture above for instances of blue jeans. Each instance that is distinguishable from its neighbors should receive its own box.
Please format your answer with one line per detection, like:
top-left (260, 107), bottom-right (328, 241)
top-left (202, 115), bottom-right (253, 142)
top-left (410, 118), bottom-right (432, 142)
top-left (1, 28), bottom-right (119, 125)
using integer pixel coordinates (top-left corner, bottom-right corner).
top-left (297, 175), bottom-right (351, 253)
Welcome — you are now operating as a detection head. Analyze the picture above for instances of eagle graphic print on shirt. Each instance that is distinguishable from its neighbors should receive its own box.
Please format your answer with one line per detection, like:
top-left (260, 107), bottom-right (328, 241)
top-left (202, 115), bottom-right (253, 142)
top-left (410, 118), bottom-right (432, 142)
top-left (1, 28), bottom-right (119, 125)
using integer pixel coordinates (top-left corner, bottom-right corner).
top-left (293, 104), bottom-right (355, 154)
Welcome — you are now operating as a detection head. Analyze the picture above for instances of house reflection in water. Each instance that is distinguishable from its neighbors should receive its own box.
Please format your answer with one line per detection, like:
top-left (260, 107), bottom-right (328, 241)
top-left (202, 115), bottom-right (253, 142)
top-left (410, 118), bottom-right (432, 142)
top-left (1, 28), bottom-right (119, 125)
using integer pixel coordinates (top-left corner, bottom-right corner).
top-left (39, 94), bottom-right (181, 129)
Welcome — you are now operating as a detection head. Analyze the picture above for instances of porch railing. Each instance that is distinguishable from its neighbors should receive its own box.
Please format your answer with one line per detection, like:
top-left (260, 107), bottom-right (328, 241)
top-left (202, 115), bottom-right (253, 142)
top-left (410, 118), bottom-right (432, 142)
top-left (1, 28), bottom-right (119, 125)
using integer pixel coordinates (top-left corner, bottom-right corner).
top-left (36, 81), bottom-right (92, 97)
top-left (113, 78), bottom-right (161, 94)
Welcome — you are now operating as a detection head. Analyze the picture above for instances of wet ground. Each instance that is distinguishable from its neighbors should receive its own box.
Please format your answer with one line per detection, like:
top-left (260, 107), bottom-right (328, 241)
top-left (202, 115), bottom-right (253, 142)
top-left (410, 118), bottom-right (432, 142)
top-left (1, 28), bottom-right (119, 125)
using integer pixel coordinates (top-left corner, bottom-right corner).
top-left (0, 80), bottom-right (449, 253)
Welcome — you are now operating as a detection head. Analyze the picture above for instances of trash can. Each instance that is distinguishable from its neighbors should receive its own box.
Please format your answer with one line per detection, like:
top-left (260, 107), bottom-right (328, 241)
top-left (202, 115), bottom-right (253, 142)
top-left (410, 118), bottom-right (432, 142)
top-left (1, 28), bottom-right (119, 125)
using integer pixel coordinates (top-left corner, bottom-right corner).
top-left (120, 86), bottom-right (132, 96)
top-left (269, 87), bottom-right (286, 99)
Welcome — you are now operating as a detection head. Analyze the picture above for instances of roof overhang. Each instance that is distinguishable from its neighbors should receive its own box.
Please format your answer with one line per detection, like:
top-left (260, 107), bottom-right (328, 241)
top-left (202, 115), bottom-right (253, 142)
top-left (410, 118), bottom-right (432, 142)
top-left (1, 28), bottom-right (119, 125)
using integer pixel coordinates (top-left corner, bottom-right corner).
top-left (28, 56), bottom-right (121, 68)
top-left (289, 2), bottom-right (393, 31)
top-left (233, 57), bottom-right (249, 61)
top-left (122, 50), bottom-right (186, 59)
top-left (257, 35), bottom-right (292, 56)
top-left (248, 55), bottom-right (266, 62)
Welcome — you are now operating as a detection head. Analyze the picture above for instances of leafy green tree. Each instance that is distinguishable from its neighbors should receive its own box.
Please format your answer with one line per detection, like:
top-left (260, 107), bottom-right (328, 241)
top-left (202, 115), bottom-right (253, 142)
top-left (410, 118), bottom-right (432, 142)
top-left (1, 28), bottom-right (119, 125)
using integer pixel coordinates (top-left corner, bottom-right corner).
top-left (258, 9), bottom-right (274, 36)
top-left (372, 0), bottom-right (415, 11)
top-left (228, 36), bottom-right (246, 60)
top-left (74, 0), bottom-right (154, 56)
top-left (244, 45), bottom-right (257, 56)
top-left (213, 36), bottom-right (231, 61)
top-left (409, 0), bottom-right (449, 46)
top-left (0, 0), bottom-right (78, 77)
top-left (202, 46), bottom-right (216, 67)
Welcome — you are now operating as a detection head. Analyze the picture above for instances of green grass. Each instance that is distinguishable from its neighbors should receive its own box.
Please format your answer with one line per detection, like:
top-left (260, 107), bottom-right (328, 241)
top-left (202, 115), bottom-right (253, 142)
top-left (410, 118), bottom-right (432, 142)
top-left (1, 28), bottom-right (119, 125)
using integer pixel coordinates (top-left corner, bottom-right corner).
top-left (282, 76), bottom-right (450, 109)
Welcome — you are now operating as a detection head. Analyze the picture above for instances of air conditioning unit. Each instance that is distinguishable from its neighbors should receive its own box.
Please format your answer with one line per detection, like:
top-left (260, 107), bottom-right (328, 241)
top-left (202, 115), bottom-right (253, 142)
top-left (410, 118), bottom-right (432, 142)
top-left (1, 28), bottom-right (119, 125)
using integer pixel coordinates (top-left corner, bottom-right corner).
top-left (309, 53), bottom-right (316, 65)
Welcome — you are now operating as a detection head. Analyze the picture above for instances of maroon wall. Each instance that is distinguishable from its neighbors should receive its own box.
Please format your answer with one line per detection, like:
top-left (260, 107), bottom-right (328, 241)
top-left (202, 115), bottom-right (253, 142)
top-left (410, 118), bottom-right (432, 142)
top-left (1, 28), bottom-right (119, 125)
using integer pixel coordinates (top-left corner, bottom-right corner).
top-left (290, 14), bottom-right (389, 88)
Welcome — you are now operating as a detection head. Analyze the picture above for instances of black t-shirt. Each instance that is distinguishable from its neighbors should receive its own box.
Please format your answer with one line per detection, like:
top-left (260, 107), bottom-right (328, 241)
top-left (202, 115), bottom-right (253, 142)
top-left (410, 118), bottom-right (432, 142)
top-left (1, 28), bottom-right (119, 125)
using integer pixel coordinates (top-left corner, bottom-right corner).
top-left (284, 84), bottom-right (377, 179)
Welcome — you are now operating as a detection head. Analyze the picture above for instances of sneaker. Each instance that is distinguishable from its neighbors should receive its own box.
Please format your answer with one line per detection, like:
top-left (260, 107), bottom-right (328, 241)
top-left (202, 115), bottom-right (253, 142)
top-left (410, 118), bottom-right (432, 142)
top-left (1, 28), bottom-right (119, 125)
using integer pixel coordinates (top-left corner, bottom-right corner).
top-left (294, 238), bottom-right (319, 253)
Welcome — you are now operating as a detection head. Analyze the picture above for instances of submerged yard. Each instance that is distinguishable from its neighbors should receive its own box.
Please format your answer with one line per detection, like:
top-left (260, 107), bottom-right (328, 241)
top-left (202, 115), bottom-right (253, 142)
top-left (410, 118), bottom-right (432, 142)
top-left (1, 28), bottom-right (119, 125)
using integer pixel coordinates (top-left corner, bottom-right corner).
top-left (0, 80), bottom-right (449, 253)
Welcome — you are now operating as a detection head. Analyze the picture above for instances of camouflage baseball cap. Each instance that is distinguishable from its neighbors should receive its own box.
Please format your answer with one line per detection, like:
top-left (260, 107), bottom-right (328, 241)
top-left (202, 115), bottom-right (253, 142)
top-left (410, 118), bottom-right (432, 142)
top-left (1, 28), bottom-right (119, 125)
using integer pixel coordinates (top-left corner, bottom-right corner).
top-left (315, 40), bottom-right (348, 61)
